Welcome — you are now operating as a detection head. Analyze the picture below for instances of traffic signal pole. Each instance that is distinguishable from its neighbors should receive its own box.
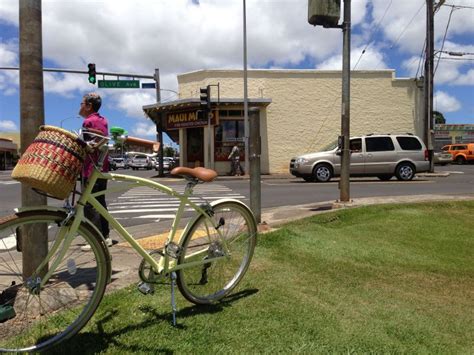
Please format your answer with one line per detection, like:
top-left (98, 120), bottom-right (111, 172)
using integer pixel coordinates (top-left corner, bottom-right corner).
top-left (155, 68), bottom-right (165, 177)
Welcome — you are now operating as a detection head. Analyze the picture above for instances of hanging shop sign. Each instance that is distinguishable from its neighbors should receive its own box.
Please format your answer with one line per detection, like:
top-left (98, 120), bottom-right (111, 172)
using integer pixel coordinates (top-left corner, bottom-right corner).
top-left (166, 110), bottom-right (219, 130)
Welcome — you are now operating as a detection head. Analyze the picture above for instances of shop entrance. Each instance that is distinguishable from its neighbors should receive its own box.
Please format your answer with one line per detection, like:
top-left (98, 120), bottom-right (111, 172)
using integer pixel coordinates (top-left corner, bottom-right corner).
top-left (186, 127), bottom-right (204, 167)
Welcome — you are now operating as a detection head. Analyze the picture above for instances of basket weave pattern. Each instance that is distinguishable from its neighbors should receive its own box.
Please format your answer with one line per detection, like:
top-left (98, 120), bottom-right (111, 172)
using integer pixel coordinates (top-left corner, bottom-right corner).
top-left (12, 126), bottom-right (86, 199)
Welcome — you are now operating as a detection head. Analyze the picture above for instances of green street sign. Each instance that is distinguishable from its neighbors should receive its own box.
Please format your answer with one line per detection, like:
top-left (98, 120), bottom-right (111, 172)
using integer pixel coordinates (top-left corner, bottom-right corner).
top-left (98, 80), bottom-right (140, 89)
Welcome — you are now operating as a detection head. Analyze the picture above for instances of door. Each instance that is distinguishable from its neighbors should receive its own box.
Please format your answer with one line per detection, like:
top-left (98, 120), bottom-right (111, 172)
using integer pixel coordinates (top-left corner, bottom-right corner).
top-left (186, 127), bottom-right (204, 167)
top-left (348, 138), bottom-right (364, 175)
top-left (364, 136), bottom-right (395, 174)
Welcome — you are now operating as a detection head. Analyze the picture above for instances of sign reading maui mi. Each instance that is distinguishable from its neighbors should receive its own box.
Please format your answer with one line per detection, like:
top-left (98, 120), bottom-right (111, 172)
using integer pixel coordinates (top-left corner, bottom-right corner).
top-left (166, 110), bottom-right (219, 130)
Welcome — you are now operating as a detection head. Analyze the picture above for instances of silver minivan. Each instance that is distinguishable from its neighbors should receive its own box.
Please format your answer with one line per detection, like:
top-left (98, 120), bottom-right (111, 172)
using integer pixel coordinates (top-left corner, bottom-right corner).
top-left (290, 134), bottom-right (430, 182)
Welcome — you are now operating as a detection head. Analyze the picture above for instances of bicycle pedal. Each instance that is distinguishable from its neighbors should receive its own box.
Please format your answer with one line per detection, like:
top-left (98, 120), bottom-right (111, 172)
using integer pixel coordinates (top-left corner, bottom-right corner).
top-left (137, 282), bottom-right (155, 295)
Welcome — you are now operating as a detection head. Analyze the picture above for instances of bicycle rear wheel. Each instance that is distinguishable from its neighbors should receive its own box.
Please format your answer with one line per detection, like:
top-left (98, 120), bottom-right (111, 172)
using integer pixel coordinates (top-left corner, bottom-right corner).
top-left (0, 210), bottom-right (108, 353)
top-left (177, 201), bottom-right (257, 305)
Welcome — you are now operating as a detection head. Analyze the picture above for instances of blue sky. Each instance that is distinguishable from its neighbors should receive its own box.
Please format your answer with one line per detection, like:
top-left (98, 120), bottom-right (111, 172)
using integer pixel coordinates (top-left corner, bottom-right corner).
top-left (0, 0), bottom-right (473, 145)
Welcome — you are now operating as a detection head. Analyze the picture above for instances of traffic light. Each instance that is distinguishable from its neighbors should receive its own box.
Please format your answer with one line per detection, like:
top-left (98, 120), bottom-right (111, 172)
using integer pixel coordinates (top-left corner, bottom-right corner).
top-left (200, 86), bottom-right (211, 111)
top-left (87, 63), bottom-right (96, 84)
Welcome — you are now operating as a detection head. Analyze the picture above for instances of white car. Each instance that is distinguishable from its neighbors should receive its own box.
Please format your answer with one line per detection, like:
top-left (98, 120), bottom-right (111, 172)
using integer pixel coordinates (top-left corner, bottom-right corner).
top-left (155, 157), bottom-right (175, 172)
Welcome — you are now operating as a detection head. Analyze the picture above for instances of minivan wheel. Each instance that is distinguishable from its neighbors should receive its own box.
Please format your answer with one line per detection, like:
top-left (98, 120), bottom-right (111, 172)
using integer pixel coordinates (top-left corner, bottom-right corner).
top-left (313, 164), bottom-right (332, 182)
top-left (395, 163), bottom-right (415, 181)
top-left (455, 156), bottom-right (465, 165)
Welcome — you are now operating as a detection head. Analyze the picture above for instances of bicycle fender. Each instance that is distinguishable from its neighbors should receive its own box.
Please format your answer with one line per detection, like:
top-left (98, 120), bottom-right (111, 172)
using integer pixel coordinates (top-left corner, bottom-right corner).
top-left (177, 198), bottom-right (257, 245)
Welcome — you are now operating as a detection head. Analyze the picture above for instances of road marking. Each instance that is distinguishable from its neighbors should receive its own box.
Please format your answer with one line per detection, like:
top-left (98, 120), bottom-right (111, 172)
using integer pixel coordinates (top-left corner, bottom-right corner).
top-left (1, 235), bottom-right (16, 250)
top-left (0, 181), bottom-right (20, 185)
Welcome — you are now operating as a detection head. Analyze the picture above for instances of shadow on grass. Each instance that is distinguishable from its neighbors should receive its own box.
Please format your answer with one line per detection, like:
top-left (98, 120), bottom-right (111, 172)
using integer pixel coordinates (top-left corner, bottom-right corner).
top-left (47, 288), bottom-right (258, 354)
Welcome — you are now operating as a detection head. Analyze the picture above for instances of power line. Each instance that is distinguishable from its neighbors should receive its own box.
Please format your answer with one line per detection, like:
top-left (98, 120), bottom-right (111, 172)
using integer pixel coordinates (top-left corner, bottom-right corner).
top-left (353, 0), bottom-right (393, 70)
top-left (442, 3), bottom-right (474, 9)
top-left (389, 0), bottom-right (425, 49)
top-left (434, 5), bottom-right (455, 74)
top-left (436, 50), bottom-right (474, 56)
top-left (437, 56), bottom-right (474, 61)
top-left (416, 40), bottom-right (426, 78)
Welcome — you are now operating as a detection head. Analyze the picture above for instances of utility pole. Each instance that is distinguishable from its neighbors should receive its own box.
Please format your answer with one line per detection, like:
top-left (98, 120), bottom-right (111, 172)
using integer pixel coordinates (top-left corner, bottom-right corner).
top-left (340, 0), bottom-right (351, 202)
top-left (19, 0), bottom-right (48, 278)
top-left (154, 68), bottom-right (164, 177)
top-left (308, 0), bottom-right (350, 202)
top-left (425, 0), bottom-right (435, 172)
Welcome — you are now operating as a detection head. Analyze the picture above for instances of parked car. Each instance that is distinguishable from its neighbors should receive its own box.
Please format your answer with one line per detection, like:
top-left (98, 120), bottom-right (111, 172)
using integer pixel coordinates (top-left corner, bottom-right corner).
top-left (128, 154), bottom-right (152, 170)
top-left (441, 143), bottom-right (474, 164)
top-left (112, 157), bottom-right (127, 169)
top-left (108, 156), bottom-right (117, 171)
top-left (154, 157), bottom-right (175, 172)
top-left (290, 134), bottom-right (430, 182)
top-left (433, 151), bottom-right (452, 165)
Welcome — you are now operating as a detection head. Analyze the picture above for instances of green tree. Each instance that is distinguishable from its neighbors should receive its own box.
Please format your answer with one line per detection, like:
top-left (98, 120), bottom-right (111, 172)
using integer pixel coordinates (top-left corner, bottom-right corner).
top-left (433, 111), bottom-right (446, 124)
top-left (164, 146), bottom-right (177, 157)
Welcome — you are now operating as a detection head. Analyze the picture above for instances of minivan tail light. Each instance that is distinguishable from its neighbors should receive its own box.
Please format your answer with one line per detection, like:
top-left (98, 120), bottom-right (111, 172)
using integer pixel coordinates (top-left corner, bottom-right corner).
top-left (424, 149), bottom-right (429, 161)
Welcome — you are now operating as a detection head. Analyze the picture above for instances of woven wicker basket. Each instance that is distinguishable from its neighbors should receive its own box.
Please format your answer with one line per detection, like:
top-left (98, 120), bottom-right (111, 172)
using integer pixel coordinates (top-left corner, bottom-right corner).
top-left (12, 125), bottom-right (87, 199)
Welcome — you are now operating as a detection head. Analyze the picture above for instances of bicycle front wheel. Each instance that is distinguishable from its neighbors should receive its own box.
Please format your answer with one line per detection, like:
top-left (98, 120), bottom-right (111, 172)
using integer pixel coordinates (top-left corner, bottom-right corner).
top-left (0, 210), bottom-right (109, 353)
top-left (177, 201), bottom-right (257, 305)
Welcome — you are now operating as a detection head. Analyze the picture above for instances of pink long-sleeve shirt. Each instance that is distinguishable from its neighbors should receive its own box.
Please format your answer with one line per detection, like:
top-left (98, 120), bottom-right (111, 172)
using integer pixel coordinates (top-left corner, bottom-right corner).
top-left (82, 112), bottom-right (109, 178)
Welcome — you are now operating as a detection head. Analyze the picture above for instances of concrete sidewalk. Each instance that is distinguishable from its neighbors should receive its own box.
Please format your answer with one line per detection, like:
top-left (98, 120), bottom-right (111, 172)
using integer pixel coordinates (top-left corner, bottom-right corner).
top-left (104, 193), bottom-right (474, 293)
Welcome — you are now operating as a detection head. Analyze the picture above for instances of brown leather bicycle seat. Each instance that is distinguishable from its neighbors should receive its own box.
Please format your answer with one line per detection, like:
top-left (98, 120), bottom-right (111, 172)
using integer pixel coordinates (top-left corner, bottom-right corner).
top-left (171, 166), bottom-right (218, 182)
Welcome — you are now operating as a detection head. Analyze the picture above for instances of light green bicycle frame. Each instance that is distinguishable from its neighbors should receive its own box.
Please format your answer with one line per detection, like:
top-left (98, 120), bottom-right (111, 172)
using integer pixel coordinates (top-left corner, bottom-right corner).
top-left (34, 166), bottom-right (231, 287)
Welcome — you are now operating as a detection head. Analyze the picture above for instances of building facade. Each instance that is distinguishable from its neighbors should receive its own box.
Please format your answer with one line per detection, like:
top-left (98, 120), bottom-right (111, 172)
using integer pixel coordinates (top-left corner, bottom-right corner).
top-left (144, 69), bottom-right (423, 175)
top-left (434, 124), bottom-right (474, 150)
top-left (0, 135), bottom-right (19, 170)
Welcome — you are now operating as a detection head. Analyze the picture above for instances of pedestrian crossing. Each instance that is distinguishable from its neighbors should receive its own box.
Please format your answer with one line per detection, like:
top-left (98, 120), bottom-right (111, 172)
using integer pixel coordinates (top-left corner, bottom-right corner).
top-left (108, 184), bottom-right (246, 222)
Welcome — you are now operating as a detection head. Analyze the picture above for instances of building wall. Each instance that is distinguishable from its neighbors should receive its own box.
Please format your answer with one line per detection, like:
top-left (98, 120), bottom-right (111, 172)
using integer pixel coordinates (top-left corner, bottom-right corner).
top-left (178, 69), bottom-right (422, 174)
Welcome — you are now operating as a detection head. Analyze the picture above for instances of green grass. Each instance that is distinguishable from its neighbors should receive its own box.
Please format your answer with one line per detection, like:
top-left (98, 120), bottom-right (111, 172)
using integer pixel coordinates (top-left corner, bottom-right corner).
top-left (52, 201), bottom-right (473, 354)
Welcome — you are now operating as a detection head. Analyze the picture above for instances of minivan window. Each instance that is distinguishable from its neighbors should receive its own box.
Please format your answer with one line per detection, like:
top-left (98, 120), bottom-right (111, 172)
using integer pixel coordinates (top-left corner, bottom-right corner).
top-left (396, 136), bottom-right (422, 150)
top-left (365, 137), bottom-right (394, 152)
top-left (349, 138), bottom-right (362, 152)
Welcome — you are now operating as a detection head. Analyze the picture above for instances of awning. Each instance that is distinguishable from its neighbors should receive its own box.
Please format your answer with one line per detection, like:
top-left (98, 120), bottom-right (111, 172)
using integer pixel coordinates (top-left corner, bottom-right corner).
top-left (0, 139), bottom-right (18, 152)
top-left (143, 97), bottom-right (272, 122)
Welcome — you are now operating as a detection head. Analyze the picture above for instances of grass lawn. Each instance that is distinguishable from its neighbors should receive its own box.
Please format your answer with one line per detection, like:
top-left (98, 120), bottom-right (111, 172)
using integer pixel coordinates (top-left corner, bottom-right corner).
top-left (53, 201), bottom-right (473, 354)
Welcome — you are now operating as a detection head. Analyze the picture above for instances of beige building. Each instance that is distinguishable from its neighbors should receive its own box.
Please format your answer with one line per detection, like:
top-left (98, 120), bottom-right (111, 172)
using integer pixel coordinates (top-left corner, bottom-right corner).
top-left (144, 69), bottom-right (423, 175)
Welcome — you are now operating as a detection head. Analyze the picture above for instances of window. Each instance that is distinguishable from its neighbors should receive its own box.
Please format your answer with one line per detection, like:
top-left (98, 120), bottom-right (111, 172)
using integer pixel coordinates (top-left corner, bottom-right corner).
top-left (365, 137), bottom-right (394, 152)
top-left (214, 119), bottom-right (245, 161)
top-left (349, 138), bottom-right (362, 152)
top-left (396, 137), bottom-right (422, 150)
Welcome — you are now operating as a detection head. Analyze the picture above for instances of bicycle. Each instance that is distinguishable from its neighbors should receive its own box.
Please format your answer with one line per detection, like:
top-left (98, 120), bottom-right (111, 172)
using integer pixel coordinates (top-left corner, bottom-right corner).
top-left (0, 130), bottom-right (257, 353)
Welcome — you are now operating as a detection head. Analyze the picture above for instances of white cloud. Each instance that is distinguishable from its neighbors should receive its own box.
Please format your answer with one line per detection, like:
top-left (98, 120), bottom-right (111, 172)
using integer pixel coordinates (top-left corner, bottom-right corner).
top-left (434, 91), bottom-right (461, 112)
top-left (454, 69), bottom-right (474, 85)
top-left (112, 91), bottom-right (156, 119)
top-left (0, 120), bottom-right (17, 131)
top-left (317, 45), bottom-right (388, 70)
top-left (132, 121), bottom-right (156, 138)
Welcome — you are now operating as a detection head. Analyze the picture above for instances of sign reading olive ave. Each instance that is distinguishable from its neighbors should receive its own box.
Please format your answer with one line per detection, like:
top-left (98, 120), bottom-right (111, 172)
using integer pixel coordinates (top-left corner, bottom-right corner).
top-left (98, 80), bottom-right (140, 89)
top-left (166, 110), bottom-right (219, 130)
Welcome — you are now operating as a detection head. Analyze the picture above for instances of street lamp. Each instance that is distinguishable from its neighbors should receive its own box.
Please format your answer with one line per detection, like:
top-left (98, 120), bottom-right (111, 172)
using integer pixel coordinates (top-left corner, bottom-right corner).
top-left (60, 115), bottom-right (79, 128)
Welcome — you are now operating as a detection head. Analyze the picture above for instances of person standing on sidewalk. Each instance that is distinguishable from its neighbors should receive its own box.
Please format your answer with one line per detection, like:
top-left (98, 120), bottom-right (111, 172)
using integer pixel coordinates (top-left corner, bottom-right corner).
top-left (79, 93), bottom-right (112, 251)
top-left (228, 143), bottom-right (244, 176)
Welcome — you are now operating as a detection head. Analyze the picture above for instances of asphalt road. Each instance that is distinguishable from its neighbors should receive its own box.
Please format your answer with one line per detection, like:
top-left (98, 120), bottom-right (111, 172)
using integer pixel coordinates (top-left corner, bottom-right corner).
top-left (1, 164), bottom-right (473, 226)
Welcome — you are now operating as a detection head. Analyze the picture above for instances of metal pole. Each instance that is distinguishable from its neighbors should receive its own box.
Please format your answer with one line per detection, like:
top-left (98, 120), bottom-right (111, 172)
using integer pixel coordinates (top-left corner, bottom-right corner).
top-left (243, 0), bottom-right (249, 176)
top-left (155, 68), bottom-right (164, 177)
top-left (340, 0), bottom-right (351, 202)
top-left (425, 0), bottom-right (435, 172)
top-left (249, 108), bottom-right (261, 223)
top-left (19, 0), bottom-right (48, 278)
